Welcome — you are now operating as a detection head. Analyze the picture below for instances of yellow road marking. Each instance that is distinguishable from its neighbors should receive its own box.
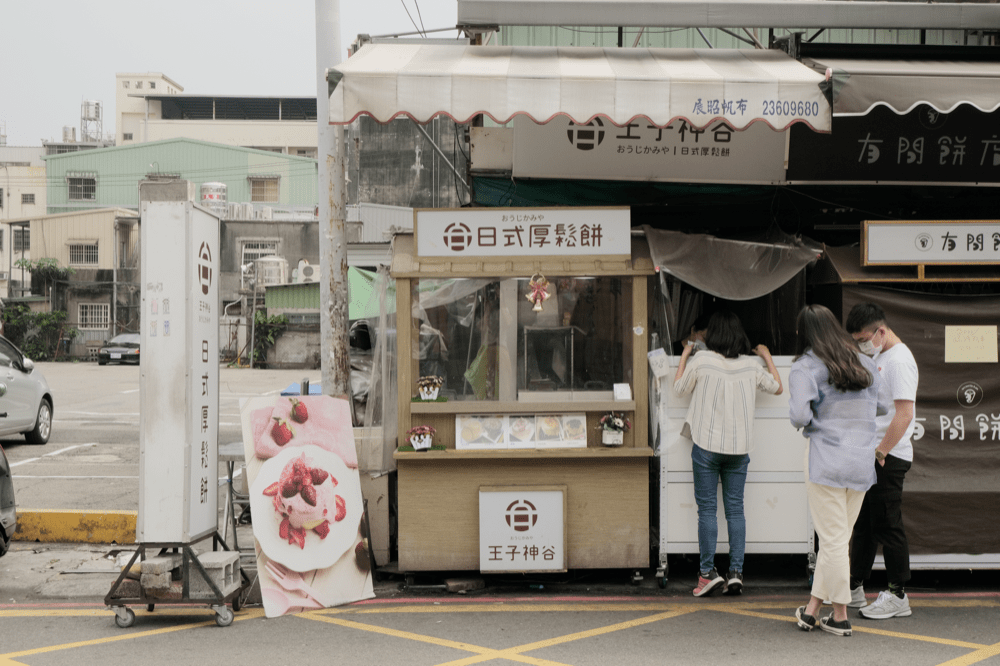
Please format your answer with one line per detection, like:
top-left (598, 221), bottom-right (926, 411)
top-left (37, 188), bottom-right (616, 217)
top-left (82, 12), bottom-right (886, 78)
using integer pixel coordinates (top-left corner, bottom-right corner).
top-left (936, 641), bottom-right (1000, 666)
top-left (716, 607), bottom-right (988, 650)
top-left (0, 608), bottom-right (264, 662)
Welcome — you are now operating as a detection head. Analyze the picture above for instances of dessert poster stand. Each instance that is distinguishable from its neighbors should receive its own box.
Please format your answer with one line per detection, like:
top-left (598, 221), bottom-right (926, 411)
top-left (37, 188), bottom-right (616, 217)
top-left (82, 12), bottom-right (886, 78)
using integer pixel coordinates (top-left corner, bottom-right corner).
top-left (240, 395), bottom-right (374, 618)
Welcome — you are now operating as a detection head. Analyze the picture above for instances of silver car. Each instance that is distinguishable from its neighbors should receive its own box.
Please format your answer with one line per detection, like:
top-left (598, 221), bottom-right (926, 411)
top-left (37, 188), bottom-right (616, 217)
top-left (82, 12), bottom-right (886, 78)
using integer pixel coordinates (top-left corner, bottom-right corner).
top-left (0, 336), bottom-right (53, 445)
top-left (0, 443), bottom-right (14, 556)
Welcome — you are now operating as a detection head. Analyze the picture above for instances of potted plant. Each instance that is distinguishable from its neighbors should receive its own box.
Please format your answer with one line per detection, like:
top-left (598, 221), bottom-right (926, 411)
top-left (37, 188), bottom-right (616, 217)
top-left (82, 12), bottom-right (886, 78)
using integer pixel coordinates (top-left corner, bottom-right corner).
top-left (416, 375), bottom-right (444, 401)
top-left (599, 412), bottom-right (631, 446)
top-left (406, 424), bottom-right (437, 451)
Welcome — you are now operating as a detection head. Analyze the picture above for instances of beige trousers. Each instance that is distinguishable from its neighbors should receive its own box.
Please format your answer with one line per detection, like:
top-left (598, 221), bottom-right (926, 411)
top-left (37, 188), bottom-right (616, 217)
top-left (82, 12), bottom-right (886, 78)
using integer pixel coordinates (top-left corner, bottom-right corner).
top-left (804, 446), bottom-right (866, 606)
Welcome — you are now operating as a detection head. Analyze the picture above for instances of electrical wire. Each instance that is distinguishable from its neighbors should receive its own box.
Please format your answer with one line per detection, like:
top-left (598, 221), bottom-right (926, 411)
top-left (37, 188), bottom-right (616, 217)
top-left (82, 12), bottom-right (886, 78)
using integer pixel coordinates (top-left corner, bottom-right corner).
top-left (399, 0), bottom-right (425, 37)
top-left (412, 0), bottom-right (427, 36)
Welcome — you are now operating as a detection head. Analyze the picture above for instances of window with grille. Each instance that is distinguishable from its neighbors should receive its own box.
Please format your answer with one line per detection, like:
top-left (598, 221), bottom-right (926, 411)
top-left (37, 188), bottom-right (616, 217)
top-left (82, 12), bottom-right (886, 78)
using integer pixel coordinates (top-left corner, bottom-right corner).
top-left (149, 81), bottom-right (156, 90)
top-left (136, 81), bottom-right (143, 89)
top-left (13, 229), bottom-right (29, 252)
top-left (69, 243), bottom-right (99, 266)
top-left (68, 177), bottom-right (96, 201)
top-left (78, 303), bottom-right (110, 330)
top-left (249, 177), bottom-right (279, 203)
top-left (241, 239), bottom-right (280, 265)
top-left (123, 133), bottom-right (133, 141)
top-left (22, 193), bottom-right (35, 205)
top-left (123, 81), bottom-right (130, 89)
top-left (0, 188), bottom-right (3, 208)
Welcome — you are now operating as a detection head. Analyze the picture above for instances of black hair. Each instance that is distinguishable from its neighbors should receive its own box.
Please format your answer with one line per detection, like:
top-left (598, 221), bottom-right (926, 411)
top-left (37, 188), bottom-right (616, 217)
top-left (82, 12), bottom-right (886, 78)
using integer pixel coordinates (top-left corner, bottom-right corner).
top-left (691, 311), bottom-right (712, 333)
top-left (704, 310), bottom-right (751, 359)
top-left (796, 305), bottom-right (873, 392)
top-left (846, 303), bottom-right (887, 335)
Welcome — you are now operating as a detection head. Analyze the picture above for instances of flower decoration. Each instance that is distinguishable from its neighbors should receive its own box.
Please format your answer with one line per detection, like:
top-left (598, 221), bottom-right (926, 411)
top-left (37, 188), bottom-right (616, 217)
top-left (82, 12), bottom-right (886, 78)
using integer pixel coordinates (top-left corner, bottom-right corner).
top-left (599, 412), bottom-right (632, 433)
top-left (526, 273), bottom-right (551, 312)
top-left (407, 425), bottom-right (437, 438)
top-left (416, 375), bottom-right (444, 391)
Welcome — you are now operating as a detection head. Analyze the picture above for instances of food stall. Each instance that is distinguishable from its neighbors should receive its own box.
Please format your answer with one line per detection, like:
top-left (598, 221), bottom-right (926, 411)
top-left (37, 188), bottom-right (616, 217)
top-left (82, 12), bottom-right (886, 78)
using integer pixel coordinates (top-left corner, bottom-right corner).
top-left (644, 227), bottom-right (824, 584)
top-left (391, 206), bottom-right (655, 575)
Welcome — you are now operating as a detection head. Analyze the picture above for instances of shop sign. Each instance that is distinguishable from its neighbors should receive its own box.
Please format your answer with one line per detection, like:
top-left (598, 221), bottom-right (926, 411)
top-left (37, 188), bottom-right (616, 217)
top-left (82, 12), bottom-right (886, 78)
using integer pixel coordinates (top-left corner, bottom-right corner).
top-left (480, 487), bottom-right (566, 572)
top-left (138, 201), bottom-right (219, 543)
top-left (512, 116), bottom-right (787, 184)
top-left (416, 207), bottom-right (630, 258)
top-left (788, 105), bottom-right (1000, 184)
top-left (864, 220), bottom-right (1000, 265)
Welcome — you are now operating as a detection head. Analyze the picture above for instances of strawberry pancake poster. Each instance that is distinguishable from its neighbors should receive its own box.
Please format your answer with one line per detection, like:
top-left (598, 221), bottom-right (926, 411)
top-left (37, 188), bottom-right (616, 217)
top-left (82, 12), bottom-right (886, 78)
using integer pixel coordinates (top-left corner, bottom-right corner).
top-left (240, 395), bottom-right (374, 617)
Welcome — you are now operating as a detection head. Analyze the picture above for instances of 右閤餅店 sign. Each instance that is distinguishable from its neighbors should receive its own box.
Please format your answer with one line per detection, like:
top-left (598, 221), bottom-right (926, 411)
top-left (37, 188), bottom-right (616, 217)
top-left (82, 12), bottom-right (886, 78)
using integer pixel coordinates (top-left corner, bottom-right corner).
top-left (415, 208), bottom-right (631, 258)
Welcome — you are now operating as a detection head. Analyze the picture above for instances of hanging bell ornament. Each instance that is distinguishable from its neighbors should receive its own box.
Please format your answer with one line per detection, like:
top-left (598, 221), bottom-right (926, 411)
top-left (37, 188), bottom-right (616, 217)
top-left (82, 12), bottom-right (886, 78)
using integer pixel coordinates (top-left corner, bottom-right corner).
top-left (527, 273), bottom-right (550, 312)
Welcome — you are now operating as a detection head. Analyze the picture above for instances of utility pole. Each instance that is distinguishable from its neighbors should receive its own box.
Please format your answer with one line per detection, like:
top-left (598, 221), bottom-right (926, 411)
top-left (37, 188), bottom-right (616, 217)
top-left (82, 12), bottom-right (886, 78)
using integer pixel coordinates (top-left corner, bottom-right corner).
top-left (316, 0), bottom-right (351, 399)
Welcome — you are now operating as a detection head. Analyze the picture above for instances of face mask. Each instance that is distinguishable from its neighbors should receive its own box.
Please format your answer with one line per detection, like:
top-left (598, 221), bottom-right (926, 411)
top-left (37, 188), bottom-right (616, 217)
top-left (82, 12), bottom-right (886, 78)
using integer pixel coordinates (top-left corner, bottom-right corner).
top-left (858, 329), bottom-right (883, 356)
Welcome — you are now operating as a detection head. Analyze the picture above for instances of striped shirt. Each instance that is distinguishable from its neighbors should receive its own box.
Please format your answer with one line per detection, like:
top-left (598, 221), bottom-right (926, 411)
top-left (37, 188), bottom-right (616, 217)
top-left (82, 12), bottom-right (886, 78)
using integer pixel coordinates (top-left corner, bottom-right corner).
top-left (674, 351), bottom-right (781, 455)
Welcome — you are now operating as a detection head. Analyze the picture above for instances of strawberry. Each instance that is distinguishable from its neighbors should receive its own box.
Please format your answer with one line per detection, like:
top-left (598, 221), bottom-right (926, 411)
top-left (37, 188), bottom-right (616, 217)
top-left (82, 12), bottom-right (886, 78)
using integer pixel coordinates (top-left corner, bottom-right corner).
top-left (289, 527), bottom-right (306, 549)
top-left (313, 520), bottom-right (331, 539)
top-left (334, 495), bottom-right (347, 522)
top-left (279, 517), bottom-right (290, 540)
top-left (300, 485), bottom-right (317, 506)
top-left (281, 482), bottom-right (298, 498)
top-left (271, 417), bottom-right (294, 446)
top-left (262, 482), bottom-right (281, 497)
top-left (310, 468), bottom-right (329, 485)
top-left (289, 398), bottom-right (309, 424)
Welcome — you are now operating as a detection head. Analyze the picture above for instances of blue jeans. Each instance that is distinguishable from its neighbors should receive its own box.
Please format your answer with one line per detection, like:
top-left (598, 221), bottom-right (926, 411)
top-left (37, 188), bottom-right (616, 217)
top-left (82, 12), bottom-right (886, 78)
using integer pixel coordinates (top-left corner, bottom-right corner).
top-left (691, 444), bottom-right (749, 575)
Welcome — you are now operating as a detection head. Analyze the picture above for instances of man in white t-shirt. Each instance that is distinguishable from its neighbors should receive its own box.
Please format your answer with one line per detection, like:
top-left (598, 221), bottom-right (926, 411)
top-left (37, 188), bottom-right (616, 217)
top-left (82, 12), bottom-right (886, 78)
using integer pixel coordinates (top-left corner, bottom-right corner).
top-left (846, 303), bottom-right (919, 620)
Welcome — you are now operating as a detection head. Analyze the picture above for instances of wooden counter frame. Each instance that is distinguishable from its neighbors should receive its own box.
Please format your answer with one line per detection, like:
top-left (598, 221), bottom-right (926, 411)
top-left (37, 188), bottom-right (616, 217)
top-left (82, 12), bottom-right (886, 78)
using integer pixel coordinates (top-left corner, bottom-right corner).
top-left (391, 219), bottom-right (655, 572)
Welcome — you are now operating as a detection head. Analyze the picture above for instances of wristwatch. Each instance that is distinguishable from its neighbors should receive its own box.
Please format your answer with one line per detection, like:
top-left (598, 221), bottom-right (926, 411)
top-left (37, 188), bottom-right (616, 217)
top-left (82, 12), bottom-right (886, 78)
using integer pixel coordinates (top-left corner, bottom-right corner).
top-left (875, 450), bottom-right (887, 462)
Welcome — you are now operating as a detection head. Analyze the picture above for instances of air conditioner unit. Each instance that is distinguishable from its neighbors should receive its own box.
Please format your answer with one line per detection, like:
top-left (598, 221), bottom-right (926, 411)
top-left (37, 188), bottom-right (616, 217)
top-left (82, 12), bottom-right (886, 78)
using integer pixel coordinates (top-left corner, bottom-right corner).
top-left (296, 259), bottom-right (320, 284)
top-left (0, 271), bottom-right (8, 281)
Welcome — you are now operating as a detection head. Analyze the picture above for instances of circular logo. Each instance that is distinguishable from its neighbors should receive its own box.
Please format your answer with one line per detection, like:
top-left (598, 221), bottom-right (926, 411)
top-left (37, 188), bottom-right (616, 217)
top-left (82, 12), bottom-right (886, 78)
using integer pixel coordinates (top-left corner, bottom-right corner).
top-left (917, 104), bottom-right (948, 130)
top-left (197, 241), bottom-right (213, 295)
top-left (957, 381), bottom-right (983, 408)
top-left (566, 118), bottom-right (605, 151)
top-left (443, 222), bottom-right (473, 252)
top-left (914, 233), bottom-right (933, 252)
top-left (505, 499), bottom-right (538, 533)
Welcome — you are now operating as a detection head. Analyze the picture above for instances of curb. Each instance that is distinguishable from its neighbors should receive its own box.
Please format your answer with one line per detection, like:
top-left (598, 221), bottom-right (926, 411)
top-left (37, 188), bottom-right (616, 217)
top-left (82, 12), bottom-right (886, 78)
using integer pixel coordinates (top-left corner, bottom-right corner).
top-left (14, 510), bottom-right (137, 544)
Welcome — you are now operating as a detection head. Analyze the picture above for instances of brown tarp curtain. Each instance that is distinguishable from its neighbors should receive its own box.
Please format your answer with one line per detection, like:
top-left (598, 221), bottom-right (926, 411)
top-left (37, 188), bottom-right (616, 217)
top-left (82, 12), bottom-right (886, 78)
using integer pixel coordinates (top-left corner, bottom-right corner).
top-left (842, 285), bottom-right (1000, 556)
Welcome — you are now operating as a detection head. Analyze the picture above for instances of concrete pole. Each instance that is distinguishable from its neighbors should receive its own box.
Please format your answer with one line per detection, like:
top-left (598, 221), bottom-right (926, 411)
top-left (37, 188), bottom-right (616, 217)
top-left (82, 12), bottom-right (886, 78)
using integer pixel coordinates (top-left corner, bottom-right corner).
top-left (316, 0), bottom-right (351, 398)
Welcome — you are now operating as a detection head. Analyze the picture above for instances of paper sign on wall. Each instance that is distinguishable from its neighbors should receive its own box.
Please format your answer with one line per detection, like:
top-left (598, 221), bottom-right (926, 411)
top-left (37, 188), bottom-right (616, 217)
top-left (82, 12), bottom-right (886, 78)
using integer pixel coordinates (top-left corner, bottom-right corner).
top-left (945, 326), bottom-right (999, 363)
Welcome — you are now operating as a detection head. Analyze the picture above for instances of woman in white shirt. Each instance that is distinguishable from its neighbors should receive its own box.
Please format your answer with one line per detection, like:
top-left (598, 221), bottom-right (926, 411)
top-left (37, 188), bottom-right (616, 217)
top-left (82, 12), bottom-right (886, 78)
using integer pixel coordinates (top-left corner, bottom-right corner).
top-left (674, 310), bottom-right (782, 597)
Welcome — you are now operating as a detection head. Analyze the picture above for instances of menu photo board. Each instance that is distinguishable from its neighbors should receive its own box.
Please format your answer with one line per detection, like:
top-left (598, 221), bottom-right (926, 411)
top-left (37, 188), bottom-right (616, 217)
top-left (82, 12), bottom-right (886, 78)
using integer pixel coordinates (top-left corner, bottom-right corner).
top-left (456, 414), bottom-right (589, 450)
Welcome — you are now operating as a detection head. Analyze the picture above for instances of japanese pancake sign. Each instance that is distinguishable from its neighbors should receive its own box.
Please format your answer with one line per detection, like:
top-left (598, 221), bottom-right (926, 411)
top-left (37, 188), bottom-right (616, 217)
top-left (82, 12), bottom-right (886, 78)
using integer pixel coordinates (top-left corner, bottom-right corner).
top-left (456, 414), bottom-right (587, 450)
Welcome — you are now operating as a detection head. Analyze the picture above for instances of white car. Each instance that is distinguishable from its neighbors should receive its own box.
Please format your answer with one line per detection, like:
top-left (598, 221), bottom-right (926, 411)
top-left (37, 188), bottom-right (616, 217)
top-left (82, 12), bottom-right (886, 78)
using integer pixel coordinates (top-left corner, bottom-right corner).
top-left (0, 336), bottom-right (53, 445)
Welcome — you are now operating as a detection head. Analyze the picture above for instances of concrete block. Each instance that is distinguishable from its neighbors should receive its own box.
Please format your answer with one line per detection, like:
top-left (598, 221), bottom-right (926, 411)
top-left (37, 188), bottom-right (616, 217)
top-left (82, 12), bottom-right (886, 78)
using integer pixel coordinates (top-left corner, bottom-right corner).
top-left (147, 580), bottom-right (184, 600)
top-left (108, 579), bottom-right (141, 599)
top-left (189, 551), bottom-right (240, 599)
top-left (140, 572), bottom-right (171, 589)
top-left (445, 577), bottom-right (485, 593)
top-left (141, 555), bottom-right (182, 575)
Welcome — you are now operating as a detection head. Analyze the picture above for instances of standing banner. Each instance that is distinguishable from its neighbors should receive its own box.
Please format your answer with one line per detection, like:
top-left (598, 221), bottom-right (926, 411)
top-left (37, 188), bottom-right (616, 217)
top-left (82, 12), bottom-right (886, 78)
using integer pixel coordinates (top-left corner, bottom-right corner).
top-left (240, 395), bottom-right (374, 617)
top-left (138, 201), bottom-right (219, 543)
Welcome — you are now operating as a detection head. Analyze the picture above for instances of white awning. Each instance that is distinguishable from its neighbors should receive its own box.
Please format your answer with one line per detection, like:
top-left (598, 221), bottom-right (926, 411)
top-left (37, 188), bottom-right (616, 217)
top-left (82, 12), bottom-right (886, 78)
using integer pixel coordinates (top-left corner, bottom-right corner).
top-left (329, 44), bottom-right (832, 132)
top-left (803, 58), bottom-right (1000, 116)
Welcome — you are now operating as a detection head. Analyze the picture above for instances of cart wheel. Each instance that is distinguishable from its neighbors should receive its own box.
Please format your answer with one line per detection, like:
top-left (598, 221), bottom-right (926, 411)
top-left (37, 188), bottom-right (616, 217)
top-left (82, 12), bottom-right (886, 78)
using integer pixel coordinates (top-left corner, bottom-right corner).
top-left (215, 607), bottom-right (234, 627)
top-left (147, 604), bottom-right (155, 612)
top-left (658, 576), bottom-right (668, 589)
top-left (114, 608), bottom-right (136, 628)
top-left (631, 570), bottom-right (643, 586)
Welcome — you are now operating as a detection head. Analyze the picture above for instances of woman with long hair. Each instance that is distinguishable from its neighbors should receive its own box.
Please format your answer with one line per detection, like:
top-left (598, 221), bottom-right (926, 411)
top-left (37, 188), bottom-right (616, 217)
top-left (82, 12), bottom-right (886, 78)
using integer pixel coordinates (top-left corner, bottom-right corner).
top-left (789, 304), bottom-right (888, 637)
top-left (674, 310), bottom-right (782, 597)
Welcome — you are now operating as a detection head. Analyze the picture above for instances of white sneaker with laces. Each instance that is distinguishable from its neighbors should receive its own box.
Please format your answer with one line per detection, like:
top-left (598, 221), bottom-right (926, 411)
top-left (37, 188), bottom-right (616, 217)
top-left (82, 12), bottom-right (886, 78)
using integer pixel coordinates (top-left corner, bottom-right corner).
top-left (859, 590), bottom-right (912, 619)
top-left (822, 586), bottom-right (866, 607)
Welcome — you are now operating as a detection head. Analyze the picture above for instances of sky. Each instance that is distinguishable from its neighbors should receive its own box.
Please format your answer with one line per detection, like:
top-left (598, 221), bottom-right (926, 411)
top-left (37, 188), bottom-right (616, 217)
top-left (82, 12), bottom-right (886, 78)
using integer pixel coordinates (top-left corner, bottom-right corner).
top-left (0, 0), bottom-right (459, 146)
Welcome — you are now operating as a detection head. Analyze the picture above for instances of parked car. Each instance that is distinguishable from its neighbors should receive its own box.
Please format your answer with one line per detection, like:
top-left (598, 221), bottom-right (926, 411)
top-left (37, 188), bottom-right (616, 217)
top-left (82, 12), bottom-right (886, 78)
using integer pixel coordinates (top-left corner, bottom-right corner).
top-left (0, 443), bottom-right (14, 557)
top-left (98, 333), bottom-right (140, 366)
top-left (0, 336), bottom-right (53, 445)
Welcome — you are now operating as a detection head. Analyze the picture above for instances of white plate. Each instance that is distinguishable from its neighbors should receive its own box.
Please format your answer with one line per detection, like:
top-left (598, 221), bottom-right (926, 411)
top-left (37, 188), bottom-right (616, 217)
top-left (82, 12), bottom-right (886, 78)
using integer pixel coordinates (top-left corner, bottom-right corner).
top-left (250, 445), bottom-right (362, 572)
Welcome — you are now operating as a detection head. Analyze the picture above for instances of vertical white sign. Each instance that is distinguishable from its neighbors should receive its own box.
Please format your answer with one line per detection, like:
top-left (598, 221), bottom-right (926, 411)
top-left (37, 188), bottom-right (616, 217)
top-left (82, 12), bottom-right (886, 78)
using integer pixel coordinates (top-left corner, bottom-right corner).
top-left (139, 201), bottom-right (219, 543)
top-left (479, 487), bottom-right (566, 572)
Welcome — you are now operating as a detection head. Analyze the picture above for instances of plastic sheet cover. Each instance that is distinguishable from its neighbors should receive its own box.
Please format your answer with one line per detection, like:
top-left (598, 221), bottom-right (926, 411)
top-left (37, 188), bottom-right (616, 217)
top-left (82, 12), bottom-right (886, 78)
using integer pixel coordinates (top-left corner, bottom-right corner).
top-left (643, 226), bottom-right (823, 302)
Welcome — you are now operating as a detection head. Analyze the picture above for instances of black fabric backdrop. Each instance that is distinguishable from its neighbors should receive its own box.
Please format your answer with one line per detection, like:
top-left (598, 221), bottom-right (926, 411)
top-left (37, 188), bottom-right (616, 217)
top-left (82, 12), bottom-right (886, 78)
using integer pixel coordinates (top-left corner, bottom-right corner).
top-left (843, 286), bottom-right (1000, 555)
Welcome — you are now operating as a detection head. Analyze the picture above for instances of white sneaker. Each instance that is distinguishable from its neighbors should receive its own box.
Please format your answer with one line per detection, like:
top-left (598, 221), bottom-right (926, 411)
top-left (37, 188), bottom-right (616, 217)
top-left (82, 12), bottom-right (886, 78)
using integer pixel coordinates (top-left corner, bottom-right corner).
top-left (822, 586), bottom-right (866, 607)
top-left (859, 590), bottom-right (912, 619)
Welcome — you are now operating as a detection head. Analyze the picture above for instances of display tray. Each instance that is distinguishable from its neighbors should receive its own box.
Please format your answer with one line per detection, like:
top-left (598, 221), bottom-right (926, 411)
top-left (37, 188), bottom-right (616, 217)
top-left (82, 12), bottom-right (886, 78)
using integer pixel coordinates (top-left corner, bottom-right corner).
top-left (411, 400), bottom-right (637, 414)
top-left (394, 447), bottom-right (653, 460)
